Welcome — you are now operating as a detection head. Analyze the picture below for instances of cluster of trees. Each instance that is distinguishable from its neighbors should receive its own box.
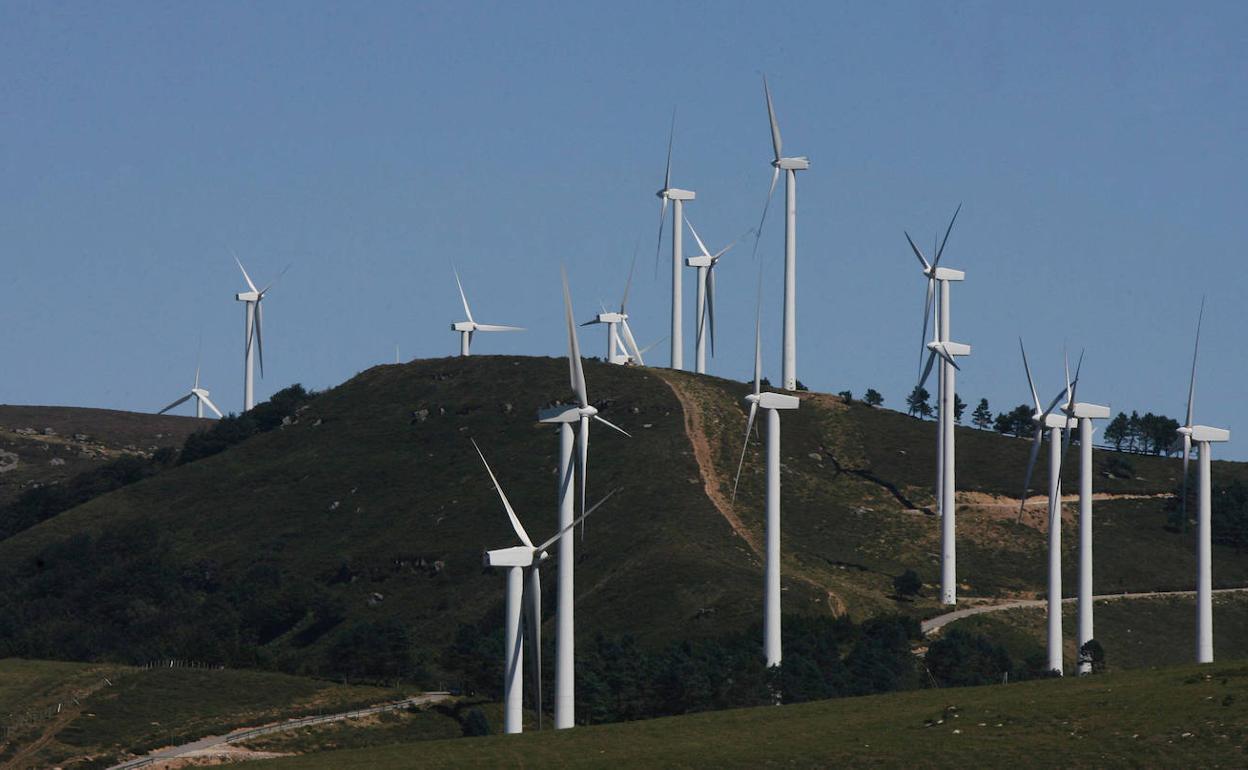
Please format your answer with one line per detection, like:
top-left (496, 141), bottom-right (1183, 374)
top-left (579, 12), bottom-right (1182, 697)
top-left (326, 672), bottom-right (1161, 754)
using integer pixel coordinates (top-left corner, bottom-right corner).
top-left (1169, 477), bottom-right (1248, 548)
top-left (0, 385), bottom-right (316, 545)
top-left (924, 629), bottom-right (1068, 687)
top-left (1102, 411), bottom-right (1181, 455)
top-left (904, 387), bottom-right (966, 422)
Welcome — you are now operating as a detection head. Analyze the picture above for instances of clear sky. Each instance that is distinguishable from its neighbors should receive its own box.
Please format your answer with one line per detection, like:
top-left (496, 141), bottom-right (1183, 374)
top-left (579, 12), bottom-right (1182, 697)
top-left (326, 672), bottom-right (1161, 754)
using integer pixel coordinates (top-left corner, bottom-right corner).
top-left (2, 2), bottom-right (1246, 453)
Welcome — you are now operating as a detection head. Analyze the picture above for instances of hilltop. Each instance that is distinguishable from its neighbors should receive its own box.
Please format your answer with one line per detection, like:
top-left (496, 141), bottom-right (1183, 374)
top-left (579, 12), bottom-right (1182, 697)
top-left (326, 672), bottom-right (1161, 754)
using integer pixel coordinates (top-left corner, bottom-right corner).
top-left (0, 355), bottom-right (1246, 692)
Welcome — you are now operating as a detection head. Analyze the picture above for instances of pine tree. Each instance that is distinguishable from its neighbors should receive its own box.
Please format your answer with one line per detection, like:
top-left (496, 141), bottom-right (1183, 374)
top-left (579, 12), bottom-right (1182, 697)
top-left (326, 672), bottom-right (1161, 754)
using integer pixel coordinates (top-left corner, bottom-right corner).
top-left (971, 398), bottom-right (992, 430)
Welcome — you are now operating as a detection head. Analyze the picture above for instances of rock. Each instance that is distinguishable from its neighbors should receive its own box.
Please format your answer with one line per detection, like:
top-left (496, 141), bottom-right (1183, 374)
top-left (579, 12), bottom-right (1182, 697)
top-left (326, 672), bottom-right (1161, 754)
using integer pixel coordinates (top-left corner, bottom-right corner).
top-left (329, 501), bottom-right (340, 511)
top-left (630, 406), bottom-right (641, 414)
top-left (0, 450), bottom-right (17, 473)
top-left (42, 427), bottom-right (56, 436)
top-left (281, 415), bottom-right (294, 426)
top-left (808, 452), bottom-right (823, 462)
top-left (73, 433), bottom-right (89, 442)
top-left (15, 427), bottom-right (36, 435)
top-left (313, 418), bottom-right (323, 427)
top-left (411, 409), bottom-right (429, 423)
top-left (502, 402), bottom-right (513, 415)
top-left (642, 423), bottom-right (653, 429)
top-left (367, 592), bottom-right (384, 606)
top-left (433, 560), bottom-right (445, 574)
top-left (49, 457), bottom-right (66, 466)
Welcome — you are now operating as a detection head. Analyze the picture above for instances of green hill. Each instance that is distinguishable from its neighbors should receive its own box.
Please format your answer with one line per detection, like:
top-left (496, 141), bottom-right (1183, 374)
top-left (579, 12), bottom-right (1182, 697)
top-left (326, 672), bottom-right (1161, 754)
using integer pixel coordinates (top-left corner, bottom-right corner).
top-left (0, 355), bottom-right (1244, 693)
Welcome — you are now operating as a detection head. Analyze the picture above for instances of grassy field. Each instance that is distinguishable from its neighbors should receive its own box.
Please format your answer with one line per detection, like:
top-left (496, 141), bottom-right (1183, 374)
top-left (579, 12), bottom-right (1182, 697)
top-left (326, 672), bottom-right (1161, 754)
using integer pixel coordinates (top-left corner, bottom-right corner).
top-left (0, 659), bottom-right (406, 768)
top-left (253, 661), bottom-right (1248, 768)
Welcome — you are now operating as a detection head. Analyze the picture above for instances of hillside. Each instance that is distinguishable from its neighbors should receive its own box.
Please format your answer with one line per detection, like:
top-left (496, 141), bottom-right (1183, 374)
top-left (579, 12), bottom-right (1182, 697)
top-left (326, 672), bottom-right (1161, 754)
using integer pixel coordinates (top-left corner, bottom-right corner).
top-left (0, 404), bottom-right (207, 507)
top-left (256, 661), bottom-right (1248, 768)
top-left (0, 355), bottom-right (1244, 688)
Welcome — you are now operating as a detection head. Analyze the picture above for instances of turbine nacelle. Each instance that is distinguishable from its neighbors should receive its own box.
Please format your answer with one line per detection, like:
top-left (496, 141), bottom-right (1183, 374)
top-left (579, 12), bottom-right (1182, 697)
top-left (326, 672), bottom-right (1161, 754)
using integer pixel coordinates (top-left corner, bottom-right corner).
top-left (746, 392), bottom-right (800, 411)
top-left (483, 546), bottom-right (549, 569)
top-left (536, 403), bottom-right (598, 424)
top-left (1179, 425), bottom-right (1231, 444)
top-left (773, 156), bottom-right (810, 171)
top-left (658, 187), bottom-right (696, 201)
top-left (685, 255), bottom-right (715, 268)
top-left (1068, 402), bottom-right (1111, 420)
top-left (928, 266), bottom-right (966, 282)
top-left (451, 321), bottom-right (476, 332)
top-left (1034, 411), bottom-right (1073, 430)
top-left (929, 340), bottom-right (972, 358)
top-left (583, 312), bottom-right (626, 325)
top-left (236, 291), bottom-right (261, 302)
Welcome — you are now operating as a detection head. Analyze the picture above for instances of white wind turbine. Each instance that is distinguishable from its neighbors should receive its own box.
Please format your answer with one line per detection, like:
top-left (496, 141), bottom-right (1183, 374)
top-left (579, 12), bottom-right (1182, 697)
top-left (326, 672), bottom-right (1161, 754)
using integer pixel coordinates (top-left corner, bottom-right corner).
top-left (474, 439), bottom-right (616, 735)
top-left (537, 267), bottom-right (630, 729)
top-left (1174, 300), bottom-right (1229, 664)
top-left (1017, 340), bottom-right (1075, 675)
top-left (906, 207), bottom-right (971, 606)
top-left (234, 256), bottom-right (286, 412)
top-left (654, 112), bottom-right (696, 370)
top-left (684, 218), bottom-right (747, 375)
top-left (752, 76), bottom-right (809, 391)
top-left (157, 365), bottom-right (224, 419)
top-left (451, 268), bottom-right (524, 356)
top-left (582, 255), bottom-right (645, 366)
top-left (1058, 352), bottom-right (1110, 675)
top-left (732, 300), bottom-right (799, 668)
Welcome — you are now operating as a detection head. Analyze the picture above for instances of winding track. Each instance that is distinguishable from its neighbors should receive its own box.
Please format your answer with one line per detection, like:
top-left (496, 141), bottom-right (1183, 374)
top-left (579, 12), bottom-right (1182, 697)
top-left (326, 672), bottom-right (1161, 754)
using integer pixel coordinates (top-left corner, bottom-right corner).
top-left (921, 587), bottom-right (1248, 636)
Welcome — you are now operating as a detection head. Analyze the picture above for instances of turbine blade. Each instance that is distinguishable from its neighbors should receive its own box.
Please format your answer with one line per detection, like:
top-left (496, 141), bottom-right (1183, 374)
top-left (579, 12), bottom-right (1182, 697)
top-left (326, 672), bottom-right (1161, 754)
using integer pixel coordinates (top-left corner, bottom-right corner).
top-left (933, 203), bottom-right (962, 267)
top-left (620, 320), bottom-right (644, 364)
top-left (620, 240), bottom-right (638, 313)
top-left (233, 252), bottom-right (259, 293)
top-left (637, 335), bottom-right (666, 356)
top-left (904, 231), bottom-right (932, 271)
top-left (254, 301), bottom-right (265, 379)
top-left (732, 402), bottom-right (759, 501)
top-left (259, 263), bottom-right (291, 295)
top-left (686, 217), bottom-right (712, 258)
top-left (751, 167), bottom-right (781, 259)
top-left (473, 324), bottom-right (525, 332)
top-left (1020, 339), bottom-right (1041, 412)
top-left (535, 488), bottom-right (619, 552)
top-left (158, 394), bottom-right (192, 415)
top-left (470, 439), bottom-right (534, 548)
top-left (593, 414), bottom-right (631, 437)
top-left (707, 266), bottom-right (717, 357)
top-left (653, 196), bottom-right (669, 278)
top-left (453, 267), bottom-right (474, 324)
top-left (1180, 434), bottom-right (1192, 525)
top-left (664, 108), bottom-right (675, 191)
top-left (917, 349), bottom-right (938, 393)
top-left (561, 267), bottom-right (589, 408)
top-left (1042, 385), bottom-right (1068, 420)
top-left (1017, 425), bottom-right (1045, 521)
top-left (577, 416), bottom-right (589, 535)
top-left (763, 74), bottom-right (782, 160)
top-left (1187, 297), bottom-right (1205, 426)
top-left (933, 343), bottom-right (961, 370)
top-left (752, 302), bottom-right (762, 396)
top-left (918, 278), bottom-right (933, 379)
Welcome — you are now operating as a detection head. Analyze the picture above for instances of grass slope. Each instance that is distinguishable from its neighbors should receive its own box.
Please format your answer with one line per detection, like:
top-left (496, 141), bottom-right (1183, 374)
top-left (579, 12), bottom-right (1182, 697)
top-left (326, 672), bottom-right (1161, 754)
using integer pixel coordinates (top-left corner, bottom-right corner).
top-left (256, 662), bottom-right (1248, 768)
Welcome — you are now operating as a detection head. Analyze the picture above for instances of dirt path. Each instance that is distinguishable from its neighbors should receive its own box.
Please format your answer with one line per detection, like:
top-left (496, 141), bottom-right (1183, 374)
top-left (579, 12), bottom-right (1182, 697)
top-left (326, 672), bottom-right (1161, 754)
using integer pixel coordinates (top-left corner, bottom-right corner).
top-left (921, 586), bottom-right (1248, 637)
top-left (6, 673), bottom-right (115, 769)
top-left (961, 491), bottom-right (1174, 510)
top-left (656, 373), bottom-right (763, 559)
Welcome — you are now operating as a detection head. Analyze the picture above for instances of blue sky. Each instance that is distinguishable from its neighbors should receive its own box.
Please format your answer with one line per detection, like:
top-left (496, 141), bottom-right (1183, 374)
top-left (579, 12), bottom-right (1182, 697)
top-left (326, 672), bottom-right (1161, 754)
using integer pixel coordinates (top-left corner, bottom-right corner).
top-left (2, 2), bottom-right (1246, 453)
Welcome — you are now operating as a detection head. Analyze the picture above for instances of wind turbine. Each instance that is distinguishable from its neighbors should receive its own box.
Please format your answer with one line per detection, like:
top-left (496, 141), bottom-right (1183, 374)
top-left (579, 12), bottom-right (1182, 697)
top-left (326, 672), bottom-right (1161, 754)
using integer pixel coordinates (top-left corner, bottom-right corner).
top-left (234, 256), bottom-right (285, 412)
top-left (684, 218), bottom-right (746, 375)
top-left (1017, 340), bottom-right (1074, 675)
top-left (1058, 352), bottom-right (1110, 675)
top-left (451, 268), bottom-right (524, 356)
top-left (752, 76), bottom-right (809, 391)
top-left (654, 111), bottom-right (695, 370)
top-left (1174, 300), bottom-right (1229, 664)
top-left (537, 267), bottom-right (629, 729)
top-left (906, 207), bottom-right (970, 606)
top-left (582, 254), bottom-right (645, 366)
top-left (732, 299), bottom-right (799, 668)
top-left (474, 439), bottom-right (616, 735)
top-left (157, 366), bottom-right (223, 419)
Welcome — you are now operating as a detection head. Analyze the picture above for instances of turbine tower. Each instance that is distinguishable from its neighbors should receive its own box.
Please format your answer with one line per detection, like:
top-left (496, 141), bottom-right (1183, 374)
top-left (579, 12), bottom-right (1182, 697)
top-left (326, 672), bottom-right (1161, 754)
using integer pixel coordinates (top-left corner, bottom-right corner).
top-left (753, 76), bottom-right (808, 391)
top-left (157, 366), bottom-right (224, 419)
top-left (906, 206), bottom-right (970, 606)
top-left (1175, 300), bottom-right (1229, 664)
top-left (582, 254), bottom-right (645, 366)
top-left (684, 218), bottom-right (745, 375)
top-left (1059, 352), bottom-right (1109, 675)
top-left (732, 301), bottom-right (799, 668)
top-left (538, 268), bottom-right (629, 729)
top-left (654, 112), bottom-right (695, 370)
top-left (1018, 341), bottom-right (1074, 675)
top-left (234, 257), bottom-right (284, 412)
top-left (451, 268), bottom-right (524, 356)
top-left (474, 439), bottom-right (615, 735)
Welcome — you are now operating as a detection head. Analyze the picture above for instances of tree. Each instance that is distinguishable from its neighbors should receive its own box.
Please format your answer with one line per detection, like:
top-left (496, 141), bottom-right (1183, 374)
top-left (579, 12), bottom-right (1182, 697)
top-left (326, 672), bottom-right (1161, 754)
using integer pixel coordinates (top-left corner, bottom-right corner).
top-left (462, 707), bottom-right (491, 736)
top-left (971, 398), bottom-right (992, 430)
top-left (994, 405), bottom-right (1032, 437)
top-left (795, 380), bottom-right (809, 392)
top-left (1078, 639), bottom-right (1105, 674)
top-left (906, 387), bottom-right (932, 419)
top-left (1104, 412), bottom-right (1130, 451)
top-left (892, 569), bottom-right (922, 599)
top-left (954, 394), bottom-right (967, 424)
top-left (838, 390), bottom-right (853, 404)
top-left (864, 389), bottom-right (883, 407)
top-left (926, 629), bottom-right (1013, 688)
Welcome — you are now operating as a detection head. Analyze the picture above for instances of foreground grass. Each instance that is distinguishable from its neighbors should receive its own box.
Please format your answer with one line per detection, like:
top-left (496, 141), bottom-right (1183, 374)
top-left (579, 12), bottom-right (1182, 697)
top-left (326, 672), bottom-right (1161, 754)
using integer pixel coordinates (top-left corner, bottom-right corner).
top-left (257, 662), bottom-right (1248, 768)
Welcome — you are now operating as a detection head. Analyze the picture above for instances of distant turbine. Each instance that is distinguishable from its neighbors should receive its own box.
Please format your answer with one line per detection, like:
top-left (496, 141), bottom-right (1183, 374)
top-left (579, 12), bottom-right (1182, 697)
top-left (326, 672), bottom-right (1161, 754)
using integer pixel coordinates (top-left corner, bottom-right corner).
top-left (1058, 351), bottom-right (1109, 675)
top-left (684, 218), bottom-right (747, 375)
top-left (234, 256), bottom-right (286, 412)
top-left (157, 366), bottom-right (223, 419)
top-left (654, 111), bottom-right (695, 370)
top-left (474, 439), bottom-right (616, 735)
top-left (582, 253), bottom-right (645, 365)
top-left (451, 268), bottom-right (524, 356)
top-left (906, 206), bottom-right (970, 606)
top-left (1017, 340), bottom-right (1073, 675)
top-left (752, 76), bottom-right (809, 391)
top-left (732, 298), bottom-right (799, 668)
top-left (538, 267), bottom-right (629, 730)
top-left (1174, 300), bottom-right (1229, 664)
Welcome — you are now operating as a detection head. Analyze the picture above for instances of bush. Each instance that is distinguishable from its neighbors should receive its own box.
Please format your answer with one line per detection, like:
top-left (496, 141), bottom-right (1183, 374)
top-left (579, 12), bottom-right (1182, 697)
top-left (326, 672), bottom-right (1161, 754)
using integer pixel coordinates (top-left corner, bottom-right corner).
top-left (892, 569), bottom-right (922, 599)
top-left (864, 389), bottom-right (883, 407)
top-left (926, 630), bottom-right (1012, 687)
top-left (462, 707), bottom-right (490, 737)
top-left (838, 390), bottom-right (853, 404)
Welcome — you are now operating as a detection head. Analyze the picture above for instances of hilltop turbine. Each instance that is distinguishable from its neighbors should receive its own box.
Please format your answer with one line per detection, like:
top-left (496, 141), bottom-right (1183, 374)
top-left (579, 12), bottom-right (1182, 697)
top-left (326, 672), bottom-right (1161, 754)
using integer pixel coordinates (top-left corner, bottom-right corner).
top-left (684, 218), bottom-right (746, 375)
top-left (234, 257), bottom-right (285, 412)
top-left (157, 366), bottom-right (223, 419)
top-left (1174, 300), bottom-right (1229, 664)
top-left (654, 112), bottom-right (695, 370)
top-left (582, 254), bottom-right (645, 365)
top-left (1058, 352), bottom-right (1110, 675)
top-left (1018, 340), bottom-right (1074, 675)
top-left (538, 267), bottom-right (629, 729)
top-left (752, 76), bottom-right (808, 391)
top-left (732, 300), bottom-right (799, 668)
top-left (451, 268), bottom-right (524, 356)
top-left (906, 206), bottom-right (970, 606)
top-left (474, 439), bottom-right (615, 735)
